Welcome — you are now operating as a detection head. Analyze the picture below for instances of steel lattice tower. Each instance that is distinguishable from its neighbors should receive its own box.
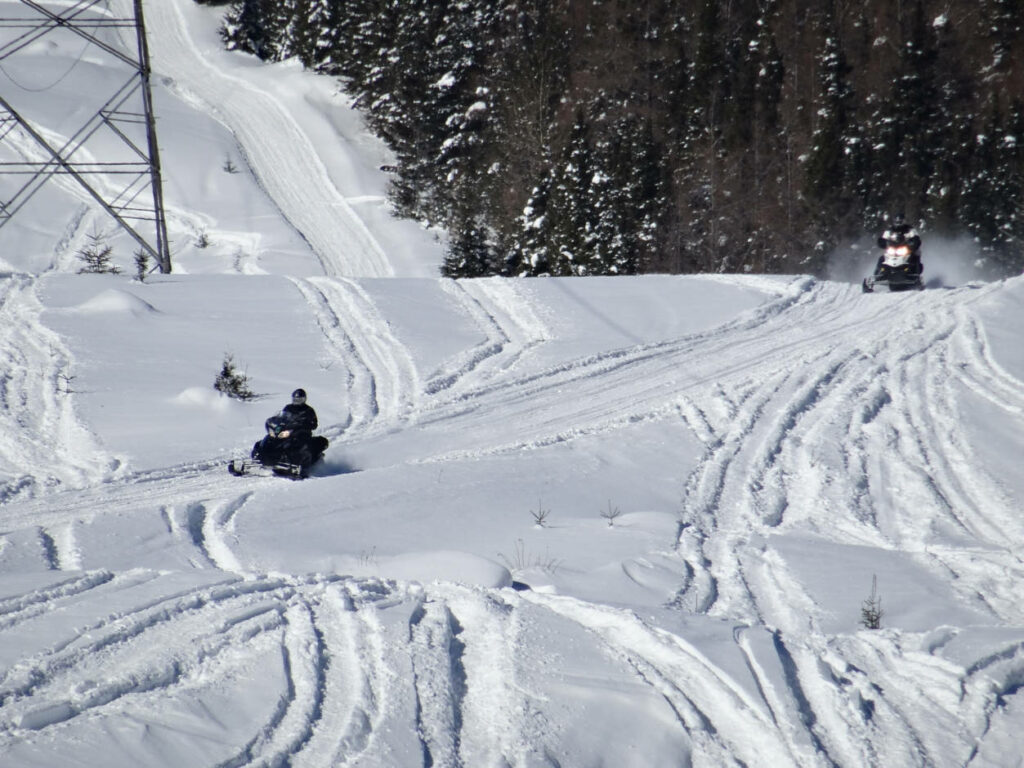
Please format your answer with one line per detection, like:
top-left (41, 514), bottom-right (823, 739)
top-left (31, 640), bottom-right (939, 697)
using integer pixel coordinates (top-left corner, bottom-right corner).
top-left (0, 0), bottom-right (170, 272)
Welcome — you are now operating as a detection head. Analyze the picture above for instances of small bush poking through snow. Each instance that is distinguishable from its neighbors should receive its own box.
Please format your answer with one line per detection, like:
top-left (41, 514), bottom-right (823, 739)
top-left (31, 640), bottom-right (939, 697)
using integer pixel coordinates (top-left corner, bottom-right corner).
top-left (76, 231), bottom-right (120, 274)
top-left (531, 498), bottom-right (550, 527)
top-left (860, 574), bottom-right (884, 630)
top-left (134, 249), bottom-right (150, 282)
top-left (214, 353), bottom-right (255, 400)
top-left (499, 538), bottom-right (562, 575)
top-left (600, 500), bottom-right (622, 527)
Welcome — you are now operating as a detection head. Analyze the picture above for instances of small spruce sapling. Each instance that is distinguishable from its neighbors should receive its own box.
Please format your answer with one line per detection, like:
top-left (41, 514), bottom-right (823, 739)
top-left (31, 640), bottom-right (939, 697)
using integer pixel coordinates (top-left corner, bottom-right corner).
top-left (213, 353), bottom-right (255, 400)
top-left (530, 498), bottom-right (550, 527)
top-left (600, 500), bottom-right (622, 527)
top-left (860, 575), bottom-right (884, 630)
top-left (76, 231), bottom-right (121, 274)
top-left (134, 249), bottom-right (150, 282)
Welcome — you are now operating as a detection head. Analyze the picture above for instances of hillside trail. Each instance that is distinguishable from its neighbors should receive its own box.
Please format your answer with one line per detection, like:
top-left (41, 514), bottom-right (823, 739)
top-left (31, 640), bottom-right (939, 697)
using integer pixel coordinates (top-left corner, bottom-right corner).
top-left (135, 0), bottom-right (394, 279)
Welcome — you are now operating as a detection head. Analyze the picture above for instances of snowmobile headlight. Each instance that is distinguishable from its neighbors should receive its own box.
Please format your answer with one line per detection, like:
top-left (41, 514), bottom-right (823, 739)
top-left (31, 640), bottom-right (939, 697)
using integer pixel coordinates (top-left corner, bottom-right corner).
top-left (279, 429), bottom-right (292, 438)
top-left (896, 246), bottom-right (909, 256)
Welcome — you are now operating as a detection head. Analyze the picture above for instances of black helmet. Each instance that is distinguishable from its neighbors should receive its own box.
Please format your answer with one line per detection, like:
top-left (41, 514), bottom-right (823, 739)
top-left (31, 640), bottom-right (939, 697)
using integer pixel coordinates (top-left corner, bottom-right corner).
top-left (291, 388), bottom-right (307, 405)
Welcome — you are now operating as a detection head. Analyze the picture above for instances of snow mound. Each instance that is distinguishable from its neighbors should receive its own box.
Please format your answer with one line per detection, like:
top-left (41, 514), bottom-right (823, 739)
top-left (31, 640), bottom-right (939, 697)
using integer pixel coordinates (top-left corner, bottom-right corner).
top-left (73, 289), bottom-right (159, 317)
top-left (382, 551), bottom-right (512, 588)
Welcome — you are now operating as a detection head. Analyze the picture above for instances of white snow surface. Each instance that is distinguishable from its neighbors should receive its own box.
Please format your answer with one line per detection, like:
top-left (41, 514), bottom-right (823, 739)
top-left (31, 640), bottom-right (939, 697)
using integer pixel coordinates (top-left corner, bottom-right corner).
top-left (1, 2), bottom-right (1024, 766)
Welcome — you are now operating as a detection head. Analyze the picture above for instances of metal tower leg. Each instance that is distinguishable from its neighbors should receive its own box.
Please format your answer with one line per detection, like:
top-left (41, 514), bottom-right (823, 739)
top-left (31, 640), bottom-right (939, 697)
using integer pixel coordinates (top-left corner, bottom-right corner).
top-left (0, 0), bottom-right (172, 272)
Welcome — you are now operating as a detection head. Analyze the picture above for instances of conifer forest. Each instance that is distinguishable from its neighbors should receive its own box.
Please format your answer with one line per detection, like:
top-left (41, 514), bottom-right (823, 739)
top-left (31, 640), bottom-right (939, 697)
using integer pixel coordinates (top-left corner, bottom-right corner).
top-left (209, 0), bottom-right (1024, 278)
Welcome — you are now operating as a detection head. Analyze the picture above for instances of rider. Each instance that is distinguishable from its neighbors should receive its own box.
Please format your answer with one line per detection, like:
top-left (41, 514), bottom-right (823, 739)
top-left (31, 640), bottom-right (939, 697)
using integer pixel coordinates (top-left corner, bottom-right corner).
top-left (876, 216), bottom-right (923, 275)
top-left (281, 388), bottom-right (318, 438)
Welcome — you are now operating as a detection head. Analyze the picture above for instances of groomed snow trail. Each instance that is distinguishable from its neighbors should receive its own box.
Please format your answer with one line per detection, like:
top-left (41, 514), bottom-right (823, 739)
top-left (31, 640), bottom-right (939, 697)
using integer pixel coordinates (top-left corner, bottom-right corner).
top-left (132, 0), bottom-right (393, 278)
top-left (0, 275), bottom-right (119, 500)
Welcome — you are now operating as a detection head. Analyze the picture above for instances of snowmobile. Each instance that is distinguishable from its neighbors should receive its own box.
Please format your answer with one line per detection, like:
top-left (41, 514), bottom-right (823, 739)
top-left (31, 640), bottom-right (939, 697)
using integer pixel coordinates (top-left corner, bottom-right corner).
top-left (228, 413), bottom-right (329, 479)
top-left (862, 243), bottom-right (924, 293)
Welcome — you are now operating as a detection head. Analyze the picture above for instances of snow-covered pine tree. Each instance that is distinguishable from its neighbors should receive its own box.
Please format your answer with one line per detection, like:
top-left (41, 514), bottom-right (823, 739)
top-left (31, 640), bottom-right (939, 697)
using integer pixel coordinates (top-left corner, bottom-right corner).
top-left (378, 0), bottom-right (455, 221)
top-left (547, 109), bottom-right (598, 275)
top-left (220, 0), bottom-right (287, 61)
top-left (804, 8), bottom-right (858, 260)
top-left (960, 97), bottom-right (1024, 274)
top-left (442, 211), bottom-right (495, 278)
top-left (482, 0), bottom-right (569, 272)
top-left (279, 0), bottom-right (316, 67)
top-left (76, 231), bottom-right (120, 274)
top-left (590, 114), bottom-right (667, 275)
top-left (922, 12), bottom-right (972, 230)
top-left (306, 0), bottom-right (345, 74)
top-left (511, 171), bottom-right (554, 276)
top-left (893, 0), bottom-right (942, 220)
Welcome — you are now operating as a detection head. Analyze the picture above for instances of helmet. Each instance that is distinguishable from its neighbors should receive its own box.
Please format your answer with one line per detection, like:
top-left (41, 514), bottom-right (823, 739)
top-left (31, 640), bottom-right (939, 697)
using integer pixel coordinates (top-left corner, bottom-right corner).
top-left (291, 388), bottom-right (307, 405)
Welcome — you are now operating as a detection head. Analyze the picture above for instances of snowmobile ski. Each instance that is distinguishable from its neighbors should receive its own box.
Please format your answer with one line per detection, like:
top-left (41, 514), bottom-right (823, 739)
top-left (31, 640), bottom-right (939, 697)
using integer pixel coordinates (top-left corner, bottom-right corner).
top-left (228, 458), bottom-right (308, 479)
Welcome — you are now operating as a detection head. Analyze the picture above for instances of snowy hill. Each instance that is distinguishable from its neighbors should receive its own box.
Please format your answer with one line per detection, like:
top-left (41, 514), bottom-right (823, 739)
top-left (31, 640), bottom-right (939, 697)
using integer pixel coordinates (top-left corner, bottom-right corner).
top-left (1, 1), bottom-right (1024, 766)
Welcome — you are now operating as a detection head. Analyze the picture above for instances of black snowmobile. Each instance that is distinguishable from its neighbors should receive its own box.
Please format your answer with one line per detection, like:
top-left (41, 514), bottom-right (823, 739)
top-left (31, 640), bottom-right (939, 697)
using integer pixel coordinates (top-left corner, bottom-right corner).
top-left (862, 242), bottom-right (924, 293)
top-left (228, 412), bottom-right (329, 479)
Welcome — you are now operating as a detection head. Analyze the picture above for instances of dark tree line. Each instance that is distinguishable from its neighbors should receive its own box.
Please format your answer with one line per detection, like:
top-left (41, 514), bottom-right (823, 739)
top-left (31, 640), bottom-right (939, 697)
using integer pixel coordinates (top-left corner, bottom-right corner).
top-left (212, 0), bottom-right (1024, 278)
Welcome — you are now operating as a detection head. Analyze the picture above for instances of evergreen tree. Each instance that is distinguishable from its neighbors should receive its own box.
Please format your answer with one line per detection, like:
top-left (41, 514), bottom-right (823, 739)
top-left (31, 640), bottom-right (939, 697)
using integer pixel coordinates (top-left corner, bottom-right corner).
top-left (280, 0), bottom-right (316, 66)
top-left (747, 0), bottom-right (789, 270)
top-left (512, 171), bottom-right (555, 276)
top-left (590, 115), bottom-right (667, 274)
top-left (924, 12), bottom-right (972, 231)
top-left (893, 0), bottom-right (941, 219)
top-left (485, 0), bottom-right (570, 260)
top-left (804, 7), bottom-right (857, 252)
top-left (443, 211), bottom-right (495, 277)
top-left (306, 0), bottom-right (346, 73)
top-left (961, 98), bottom-right (1024, 273)
top-left (547, 109), bottom-right (597, 275)
top-left (220, 0), bottom-right (287, 60)
top-left (429, 1), bottom-right (500, 224)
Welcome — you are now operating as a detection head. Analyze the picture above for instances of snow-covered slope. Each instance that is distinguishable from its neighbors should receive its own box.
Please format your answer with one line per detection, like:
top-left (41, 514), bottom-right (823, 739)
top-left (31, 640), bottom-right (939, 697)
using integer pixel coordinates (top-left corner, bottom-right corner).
top-left (1, 1), bottom-right (1023, 766)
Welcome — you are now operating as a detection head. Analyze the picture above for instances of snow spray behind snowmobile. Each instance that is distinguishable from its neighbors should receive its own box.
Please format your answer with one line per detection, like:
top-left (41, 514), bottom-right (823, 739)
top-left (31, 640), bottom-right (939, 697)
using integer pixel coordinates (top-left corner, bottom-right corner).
top-left (862, 243), bottom-right (924, 293)
top-left (228, 412), bottom-right (329, 479)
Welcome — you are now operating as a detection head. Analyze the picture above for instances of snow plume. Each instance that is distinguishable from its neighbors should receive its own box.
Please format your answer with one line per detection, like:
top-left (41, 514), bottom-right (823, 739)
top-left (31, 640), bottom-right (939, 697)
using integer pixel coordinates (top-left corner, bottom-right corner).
top-left (823, 238), bottom-right (879, 284)
top-left (922, 234), bottom-right (1000, 286)
top-left (825, 232), bottom-right (993, 287)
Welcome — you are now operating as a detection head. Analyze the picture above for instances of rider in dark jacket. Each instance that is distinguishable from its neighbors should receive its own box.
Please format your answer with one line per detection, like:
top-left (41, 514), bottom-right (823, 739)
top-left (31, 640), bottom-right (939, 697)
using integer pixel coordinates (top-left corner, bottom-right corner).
top-left (280, 388), bottom-right (318, 439)
top-left (877, 218), bottom-right (923, 275)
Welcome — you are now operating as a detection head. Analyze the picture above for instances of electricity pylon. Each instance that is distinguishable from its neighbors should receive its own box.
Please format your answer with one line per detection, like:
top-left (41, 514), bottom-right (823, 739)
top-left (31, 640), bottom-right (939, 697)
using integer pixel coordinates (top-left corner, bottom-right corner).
top-left (0, 0), bottom-right (171, 272)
